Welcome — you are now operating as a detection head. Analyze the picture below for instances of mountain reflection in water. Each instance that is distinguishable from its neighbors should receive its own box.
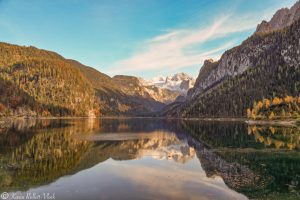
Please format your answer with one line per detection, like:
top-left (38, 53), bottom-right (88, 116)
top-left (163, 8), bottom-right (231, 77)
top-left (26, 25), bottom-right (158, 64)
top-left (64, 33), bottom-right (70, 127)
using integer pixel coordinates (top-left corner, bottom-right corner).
top-left (0, 118), bottom-right (299, 199)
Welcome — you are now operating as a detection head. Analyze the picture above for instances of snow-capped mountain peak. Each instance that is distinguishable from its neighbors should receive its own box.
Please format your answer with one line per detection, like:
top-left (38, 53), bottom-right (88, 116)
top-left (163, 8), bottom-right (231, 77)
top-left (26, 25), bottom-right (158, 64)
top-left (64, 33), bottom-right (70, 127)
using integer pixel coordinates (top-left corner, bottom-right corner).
top-left (140, 73), bottom-right (195, 94)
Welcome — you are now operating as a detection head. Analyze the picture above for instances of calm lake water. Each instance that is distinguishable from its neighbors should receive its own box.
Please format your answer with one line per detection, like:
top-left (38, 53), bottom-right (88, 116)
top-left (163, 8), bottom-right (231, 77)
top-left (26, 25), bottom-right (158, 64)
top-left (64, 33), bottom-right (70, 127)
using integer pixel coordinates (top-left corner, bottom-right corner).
top-left (0, 118), bottom-right (299, 200)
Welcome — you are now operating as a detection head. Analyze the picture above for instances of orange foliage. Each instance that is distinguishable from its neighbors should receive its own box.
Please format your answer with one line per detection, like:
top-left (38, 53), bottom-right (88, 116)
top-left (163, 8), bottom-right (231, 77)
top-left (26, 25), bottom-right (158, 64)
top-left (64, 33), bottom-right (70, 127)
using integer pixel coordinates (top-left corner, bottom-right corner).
top-left (0, 103), bottom-right (6, 112)
top-left (268, 112), bottom-right (275, 120)
top-left (264, 99), bottom-right (271, 108)
top-left (251, 112), bottom-right (256, 120)
top-left (284, 95), bottom-right (293, 103)
top-left (272, 97), bottom-right (282, 105)
top-left (269, 127), bottom-right (276, 134)
top-left (257, 101), bottom-right (263, 109)
top-left (247, 109), bottom-right (252, 118)
top-left (42, 109), bottom-right (51, 117)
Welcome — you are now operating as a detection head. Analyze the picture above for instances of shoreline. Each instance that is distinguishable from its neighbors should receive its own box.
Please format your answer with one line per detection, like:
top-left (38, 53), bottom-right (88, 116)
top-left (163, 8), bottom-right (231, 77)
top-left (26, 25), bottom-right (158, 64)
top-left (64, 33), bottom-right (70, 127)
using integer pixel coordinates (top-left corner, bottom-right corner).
top-left (0, 116), bottom-right (247, 121)
top-left (0, 116), bottom-right (299, 126)
top-left (245, 119), bottom-right (300, 127)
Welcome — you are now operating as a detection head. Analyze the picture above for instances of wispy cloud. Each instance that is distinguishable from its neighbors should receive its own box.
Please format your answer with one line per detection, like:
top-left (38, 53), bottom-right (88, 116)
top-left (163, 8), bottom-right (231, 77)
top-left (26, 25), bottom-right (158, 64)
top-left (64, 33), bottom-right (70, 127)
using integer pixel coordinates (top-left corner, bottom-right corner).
top-left (109, 6), bottom-right (282, 76)
top-left (109, 14), bottom-right (251, 75)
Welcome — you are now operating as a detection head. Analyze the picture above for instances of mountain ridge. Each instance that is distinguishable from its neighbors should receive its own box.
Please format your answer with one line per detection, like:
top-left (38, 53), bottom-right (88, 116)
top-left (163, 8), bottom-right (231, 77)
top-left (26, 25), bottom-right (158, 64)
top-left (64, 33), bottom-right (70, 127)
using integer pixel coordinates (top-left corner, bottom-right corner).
top-left (1, 1), bottom-right (299, 118)
top-left (141, 72), bottom-right (195, 95)
top-left (163, 0), bottom-right (300, 118)
top-left (0, 42), bottom-right (97, 117)
top-left (187, 0), bottom-right (300, 101)
top-left (0, 42), bottom-right (172, 117)
top-left (256, 0), bottom-right (300, 34)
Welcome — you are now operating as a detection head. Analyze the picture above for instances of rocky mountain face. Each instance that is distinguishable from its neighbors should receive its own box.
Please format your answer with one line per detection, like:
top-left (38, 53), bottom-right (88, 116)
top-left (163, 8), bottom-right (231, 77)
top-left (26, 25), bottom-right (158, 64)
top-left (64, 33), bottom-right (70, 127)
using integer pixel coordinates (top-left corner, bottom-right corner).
top-left (188, 0), bottom-right (300, 100)
top-left (187, 39), bottom-right (262, 99)
top-left (187, 59), bottom-right (218, 99)
top-left (165, 1), bottom-right (300, 117)
top-left (256, 0), bottom-right (300, 34)
top-left (83, 131), bottom-right (196, 164)
top-left (113, 75), bottom-right (179, 105)
top-left (142, 72), bottom-right (195, 95)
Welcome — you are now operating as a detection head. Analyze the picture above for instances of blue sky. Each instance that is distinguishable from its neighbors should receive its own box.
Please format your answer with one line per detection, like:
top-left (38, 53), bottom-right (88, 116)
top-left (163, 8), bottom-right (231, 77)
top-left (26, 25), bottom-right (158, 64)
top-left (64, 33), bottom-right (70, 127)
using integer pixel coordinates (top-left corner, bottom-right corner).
top-left (0, 0), bottom-right (297, 78)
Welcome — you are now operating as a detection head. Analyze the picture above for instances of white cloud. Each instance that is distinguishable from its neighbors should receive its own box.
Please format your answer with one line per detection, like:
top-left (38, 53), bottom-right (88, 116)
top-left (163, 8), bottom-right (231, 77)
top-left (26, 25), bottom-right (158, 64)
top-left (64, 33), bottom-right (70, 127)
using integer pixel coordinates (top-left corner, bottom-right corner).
top-left (109, 4), bottom-right (288, 76)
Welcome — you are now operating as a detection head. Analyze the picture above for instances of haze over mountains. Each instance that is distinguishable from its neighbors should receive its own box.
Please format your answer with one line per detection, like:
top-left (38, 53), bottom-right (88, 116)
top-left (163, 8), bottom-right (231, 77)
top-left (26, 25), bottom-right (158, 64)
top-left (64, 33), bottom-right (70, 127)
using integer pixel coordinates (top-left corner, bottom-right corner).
top-left (0, 0), bottom-right (299, 118)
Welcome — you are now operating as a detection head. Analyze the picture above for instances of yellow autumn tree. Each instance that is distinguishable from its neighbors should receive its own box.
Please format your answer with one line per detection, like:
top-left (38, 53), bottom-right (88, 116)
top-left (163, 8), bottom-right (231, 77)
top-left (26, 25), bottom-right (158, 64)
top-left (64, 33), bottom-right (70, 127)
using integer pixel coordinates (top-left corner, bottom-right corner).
top-left (287, 142), bottom-right (296, 150)
top-left (269, 127), bottom-right (276, 134)
top-left (249, 96), bottom-right (299, 120)
top-left (257, 101), bottom-right (264, 110)
top-left (268, 111), bottom-right (275, 120)
top-left (247, 108), bottom-right (252, 118)
top-left (284, 95), bottom-right (293, 103)
top-left (274, 140), bottom-right (284, 149)
top-left (272, 97), bottom-right (282, 105)
top-left (264, 99), bottom-right (271, 108)
top-left (251, 111), bottom-right (257, 120)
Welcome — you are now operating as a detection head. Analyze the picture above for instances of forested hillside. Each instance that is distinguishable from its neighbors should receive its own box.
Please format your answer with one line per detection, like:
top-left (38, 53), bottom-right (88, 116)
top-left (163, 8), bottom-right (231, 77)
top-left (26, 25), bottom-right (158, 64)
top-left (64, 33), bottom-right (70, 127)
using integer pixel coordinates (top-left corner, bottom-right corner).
top-left (0, 42), bottom-right (96, 117)
top-left (247, 96), bottom-right (300, 120)
top-left (70, 60), bottom-right (166, 116)
top-left (163, 16), bottom-right (300, 118)
top-left (0, 42), bottom-right (177, 117)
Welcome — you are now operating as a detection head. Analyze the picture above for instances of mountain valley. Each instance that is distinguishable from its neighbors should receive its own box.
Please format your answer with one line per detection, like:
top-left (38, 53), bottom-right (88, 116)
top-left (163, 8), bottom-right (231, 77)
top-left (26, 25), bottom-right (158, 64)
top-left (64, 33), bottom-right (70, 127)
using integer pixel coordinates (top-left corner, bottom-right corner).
top-left (0, 1), bottom-right (299, 119)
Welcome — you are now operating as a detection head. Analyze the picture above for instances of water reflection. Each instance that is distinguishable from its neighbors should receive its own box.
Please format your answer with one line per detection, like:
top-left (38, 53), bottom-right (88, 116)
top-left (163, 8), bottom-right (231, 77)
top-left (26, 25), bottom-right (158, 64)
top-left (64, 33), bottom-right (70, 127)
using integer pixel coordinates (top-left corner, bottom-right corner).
top-left (0, 118), bottom-right (299, 199)
top-left (248, 125), bottom-right (300, 150)
top-left (181, 120), bottom-right (300, 199)
top-left (0, 119), bottom-right (94, 191)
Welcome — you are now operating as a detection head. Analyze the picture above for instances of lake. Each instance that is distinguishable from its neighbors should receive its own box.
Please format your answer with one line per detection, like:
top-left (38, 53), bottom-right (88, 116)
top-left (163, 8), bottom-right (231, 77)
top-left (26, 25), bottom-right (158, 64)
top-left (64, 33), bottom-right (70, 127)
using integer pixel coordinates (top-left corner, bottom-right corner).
top-left (0, 118), bottom-right (299, 200)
